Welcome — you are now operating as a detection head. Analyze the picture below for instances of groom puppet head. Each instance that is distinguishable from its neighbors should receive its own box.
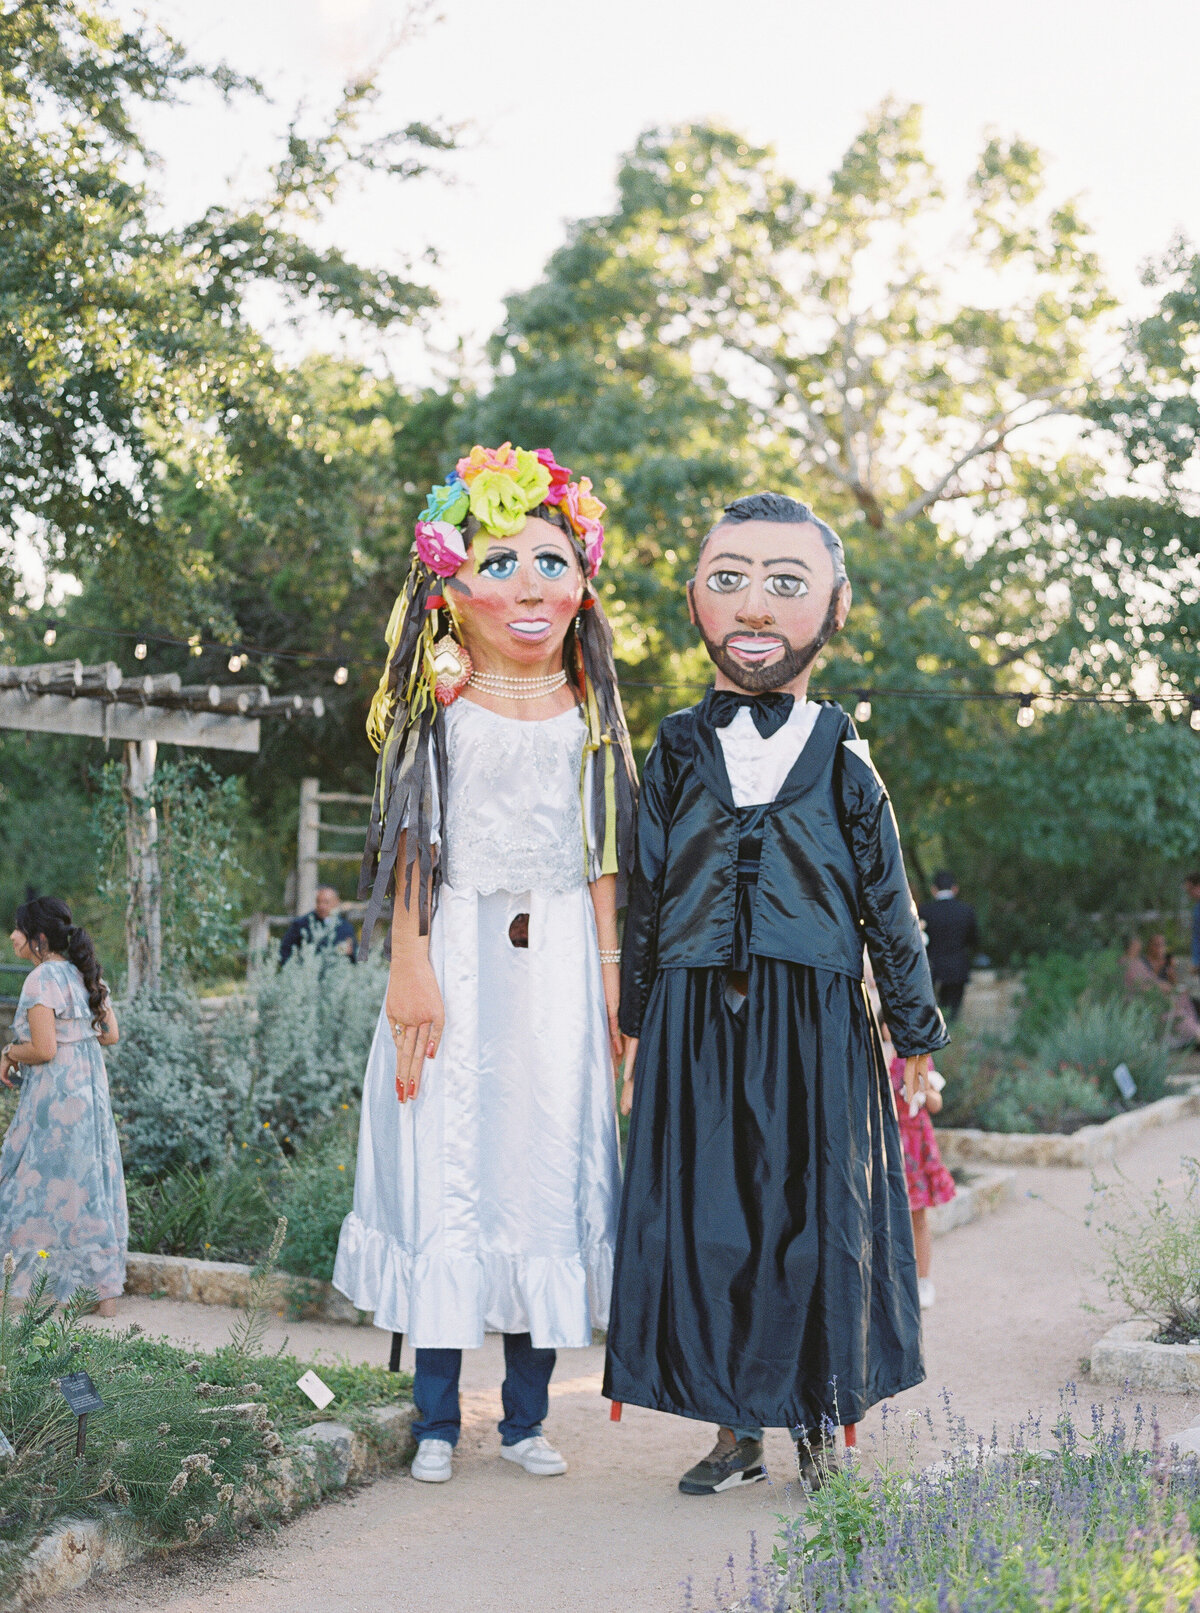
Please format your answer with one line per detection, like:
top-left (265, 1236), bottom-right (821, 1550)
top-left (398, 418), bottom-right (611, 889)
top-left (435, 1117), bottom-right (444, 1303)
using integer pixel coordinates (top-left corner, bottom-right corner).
top-left (687, 492), bottom-right (852, 695)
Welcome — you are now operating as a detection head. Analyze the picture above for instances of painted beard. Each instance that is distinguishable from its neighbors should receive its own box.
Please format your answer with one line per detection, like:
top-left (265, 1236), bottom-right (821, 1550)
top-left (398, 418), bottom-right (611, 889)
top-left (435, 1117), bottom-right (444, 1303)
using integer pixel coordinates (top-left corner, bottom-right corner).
top-left (698, 592), bottom-right (841, 693)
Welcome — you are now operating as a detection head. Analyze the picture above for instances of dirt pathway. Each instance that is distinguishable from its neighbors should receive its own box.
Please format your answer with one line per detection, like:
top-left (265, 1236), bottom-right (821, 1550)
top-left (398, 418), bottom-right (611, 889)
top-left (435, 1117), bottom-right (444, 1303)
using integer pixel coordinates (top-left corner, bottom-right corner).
top-left (47, 1114), bottom-right (1200, 1613)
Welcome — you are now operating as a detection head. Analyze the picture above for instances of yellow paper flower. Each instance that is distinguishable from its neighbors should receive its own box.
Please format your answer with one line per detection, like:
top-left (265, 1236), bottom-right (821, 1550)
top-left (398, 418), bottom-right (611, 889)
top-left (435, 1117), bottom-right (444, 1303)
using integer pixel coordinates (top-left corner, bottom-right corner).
top-left (511, 447), bottom-right (551, 509)
top-left (469, 468), bottom-right (530, 537)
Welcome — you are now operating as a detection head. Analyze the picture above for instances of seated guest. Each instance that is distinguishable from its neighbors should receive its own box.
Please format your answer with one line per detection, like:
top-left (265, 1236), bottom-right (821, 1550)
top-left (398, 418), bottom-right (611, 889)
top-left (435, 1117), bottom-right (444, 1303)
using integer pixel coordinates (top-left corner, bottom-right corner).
top-left (1124, 933), bottom-right (1200, 1050)
top-left (280, 885), bottom-right (357, 966)
top-left (0, 896), bottom-right (125, 1313)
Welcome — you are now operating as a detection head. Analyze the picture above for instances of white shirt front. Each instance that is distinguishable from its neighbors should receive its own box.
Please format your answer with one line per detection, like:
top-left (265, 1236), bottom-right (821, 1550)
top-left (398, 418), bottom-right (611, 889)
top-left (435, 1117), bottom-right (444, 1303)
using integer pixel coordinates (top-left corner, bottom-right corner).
top-left (715, 699), bottom-right (822, 808)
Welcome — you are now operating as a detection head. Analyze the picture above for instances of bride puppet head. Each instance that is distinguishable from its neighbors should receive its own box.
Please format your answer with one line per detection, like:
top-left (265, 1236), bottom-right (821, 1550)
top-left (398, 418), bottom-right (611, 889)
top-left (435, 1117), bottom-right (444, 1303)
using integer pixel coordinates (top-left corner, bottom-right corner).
top-left (357, 444), bottom-right (638, 953)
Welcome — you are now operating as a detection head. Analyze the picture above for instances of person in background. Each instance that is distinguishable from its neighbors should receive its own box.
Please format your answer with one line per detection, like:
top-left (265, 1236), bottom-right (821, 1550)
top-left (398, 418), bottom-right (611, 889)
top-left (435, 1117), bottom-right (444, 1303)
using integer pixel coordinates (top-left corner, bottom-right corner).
top-left (918, 871), bottom-right (979, 1023)
top-left (1124, 932), bottom-right (1200, 1050)
top-left (1186, 871), bottom-right (1200, 1007)
top-left (0, 896), bottom-right (126, 1313)
top-left (279, 884), bottom-right (357, 966)
top-left (881, 1023), bottom-right (954, 1311)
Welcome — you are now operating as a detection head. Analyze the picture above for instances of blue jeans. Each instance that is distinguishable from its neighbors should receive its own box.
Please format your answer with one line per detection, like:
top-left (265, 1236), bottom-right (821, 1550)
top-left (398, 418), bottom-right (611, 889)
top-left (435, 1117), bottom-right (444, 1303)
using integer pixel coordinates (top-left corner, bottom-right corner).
top-left (412, 1333), bottom-right (556, 1447)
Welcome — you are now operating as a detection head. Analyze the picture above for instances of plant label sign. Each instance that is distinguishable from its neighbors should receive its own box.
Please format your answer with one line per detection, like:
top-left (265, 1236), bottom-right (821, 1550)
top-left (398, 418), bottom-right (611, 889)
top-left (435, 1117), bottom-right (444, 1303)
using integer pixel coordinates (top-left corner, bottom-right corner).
top-left (1112, 1062), bottom-right (1137, 1103)
top-left (57, 1373), bottom-right (104, 1417)
top-left (297, 1370), bottom-right (334, 1410)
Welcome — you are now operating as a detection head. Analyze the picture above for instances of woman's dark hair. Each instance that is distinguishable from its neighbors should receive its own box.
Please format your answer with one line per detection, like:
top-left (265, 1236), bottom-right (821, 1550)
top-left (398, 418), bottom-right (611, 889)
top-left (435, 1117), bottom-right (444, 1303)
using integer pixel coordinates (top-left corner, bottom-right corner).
top-left (14, 896), bottom-right (108, 1031)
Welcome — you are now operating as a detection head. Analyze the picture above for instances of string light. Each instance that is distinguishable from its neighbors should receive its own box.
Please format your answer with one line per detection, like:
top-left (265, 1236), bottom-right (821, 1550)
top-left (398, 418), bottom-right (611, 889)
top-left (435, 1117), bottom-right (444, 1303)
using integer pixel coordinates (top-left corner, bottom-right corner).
top-left (42, 623), bottom-right (57, 648)
top-left (134, 640), bottom-right (147, 660)
top-left (1191, 697), bottom-right (1200, 733)
top-left (1017, 695), bottom-right (1035, 728)
top-left (334, 665), bottom-right (349, 685)
top-left (228, 653), bottom-right (244, 673)
top-left (853, 693), bottom-right (872, 724)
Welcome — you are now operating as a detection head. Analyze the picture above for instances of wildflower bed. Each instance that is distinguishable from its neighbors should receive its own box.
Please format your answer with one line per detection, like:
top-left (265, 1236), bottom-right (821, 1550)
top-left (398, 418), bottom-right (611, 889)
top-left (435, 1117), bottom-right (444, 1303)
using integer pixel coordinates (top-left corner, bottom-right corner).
top-left (732, 1401), bottom-right (1200, 1612)
top-left (0, 1268), bottom-right (411, 1604)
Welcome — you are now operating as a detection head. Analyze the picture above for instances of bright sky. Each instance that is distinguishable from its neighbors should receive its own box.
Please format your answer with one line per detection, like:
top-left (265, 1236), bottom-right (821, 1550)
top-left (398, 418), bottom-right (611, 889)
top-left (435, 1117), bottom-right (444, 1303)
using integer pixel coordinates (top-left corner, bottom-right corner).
top-left (140, 0), bottom-right (1200, 378)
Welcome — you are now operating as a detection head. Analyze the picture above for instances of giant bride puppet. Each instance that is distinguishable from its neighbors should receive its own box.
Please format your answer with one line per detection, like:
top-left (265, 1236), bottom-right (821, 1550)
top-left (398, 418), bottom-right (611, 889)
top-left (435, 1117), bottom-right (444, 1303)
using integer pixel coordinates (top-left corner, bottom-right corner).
top-left (334, 445), bottom-right (637, 1484)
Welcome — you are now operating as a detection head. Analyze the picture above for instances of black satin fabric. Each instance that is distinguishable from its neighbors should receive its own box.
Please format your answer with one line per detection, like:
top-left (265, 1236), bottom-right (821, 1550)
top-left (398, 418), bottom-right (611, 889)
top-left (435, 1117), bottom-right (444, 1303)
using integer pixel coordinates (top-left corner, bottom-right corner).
top-left (603, 831), bottom-right (924, 1430)
top-left (618, 700), bottom-right (949, 1060)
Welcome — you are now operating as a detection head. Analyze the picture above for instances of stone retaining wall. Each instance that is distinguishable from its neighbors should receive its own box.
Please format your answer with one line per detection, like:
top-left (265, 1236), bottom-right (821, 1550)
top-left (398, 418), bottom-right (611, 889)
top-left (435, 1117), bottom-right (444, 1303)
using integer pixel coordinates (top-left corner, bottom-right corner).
top-left (928, 1166), bottom-right (1015, 1236)
top-left (124, 1251), bottom-right (370, 1325)
top-left (1089, 1320), bottom-right (1200, 1393)
top-left (1, 1404), bottom-right (414, 1611)
top-left (936, 1091), bottom-right (1200, 1170)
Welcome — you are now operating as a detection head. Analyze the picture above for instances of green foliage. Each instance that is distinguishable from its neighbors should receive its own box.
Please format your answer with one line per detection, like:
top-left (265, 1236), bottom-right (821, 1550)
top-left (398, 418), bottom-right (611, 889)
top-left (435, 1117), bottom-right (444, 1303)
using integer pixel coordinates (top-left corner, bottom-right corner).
top-left (107, 951), bottom-right (385, 1182)
top-left (227, 1216), bottom-right (287, 1365)
top-left (92, 757), bottom-right (252, 983)
top-left (951, 1056), bottom-right (1113, 1135)
top-left (1015, 948), bottom-right (1124, 1044)
top-left (126, 1109), bottom-right (357, 1284)
top-left (0, 1261), bottom-right (270, 1581)
top-left (1036, 995), bottom-right (1170, 1105)
top-left (1090, 1156), bottom-right (1200, 1341)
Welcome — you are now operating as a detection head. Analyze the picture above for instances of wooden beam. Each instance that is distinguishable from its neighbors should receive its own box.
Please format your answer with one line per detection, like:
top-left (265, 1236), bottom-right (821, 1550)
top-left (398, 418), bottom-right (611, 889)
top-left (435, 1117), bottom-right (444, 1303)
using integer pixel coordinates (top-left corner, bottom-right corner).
top-left (0, 691), bottom-right (261, 752)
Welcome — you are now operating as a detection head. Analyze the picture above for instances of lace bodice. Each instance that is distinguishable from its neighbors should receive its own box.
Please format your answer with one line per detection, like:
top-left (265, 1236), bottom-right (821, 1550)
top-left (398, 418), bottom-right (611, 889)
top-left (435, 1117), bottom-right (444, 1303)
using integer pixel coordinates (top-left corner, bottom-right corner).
top-left (440, 699), bottom-right (588, 895)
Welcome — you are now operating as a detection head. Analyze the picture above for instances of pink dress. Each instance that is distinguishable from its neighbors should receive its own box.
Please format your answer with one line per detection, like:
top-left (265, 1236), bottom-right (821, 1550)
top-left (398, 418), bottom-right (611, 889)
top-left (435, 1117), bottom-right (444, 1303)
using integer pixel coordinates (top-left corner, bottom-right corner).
top-left (889, 1056), bottom-right (955, 1212)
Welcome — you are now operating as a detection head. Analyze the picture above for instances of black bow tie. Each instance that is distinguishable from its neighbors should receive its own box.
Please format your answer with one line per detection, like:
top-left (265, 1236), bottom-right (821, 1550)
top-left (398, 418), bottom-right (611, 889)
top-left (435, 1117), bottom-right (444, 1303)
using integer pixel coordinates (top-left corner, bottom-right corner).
top-left (704, 689), bottom-right (795, 740)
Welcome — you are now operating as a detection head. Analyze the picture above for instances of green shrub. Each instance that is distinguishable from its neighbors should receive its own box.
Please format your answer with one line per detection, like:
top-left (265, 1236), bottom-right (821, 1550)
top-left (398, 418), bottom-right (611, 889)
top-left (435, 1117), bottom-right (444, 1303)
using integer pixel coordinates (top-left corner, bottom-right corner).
top-left (971, 1061), bottom-right (1112, 1134)
top-left (1014, 946), bottom-right (1123, 1047)
top-left (276, 1111), bottom-right (357, 1282)
top-left (109, 951), bottom-right (385, 1181)
top-left (1035, 993), bottom-right (1170, 1104)
top-left (127, 1155), bottom-right (275, 1266)
top-left (1090, 1155), bottom-right (1200, 1341)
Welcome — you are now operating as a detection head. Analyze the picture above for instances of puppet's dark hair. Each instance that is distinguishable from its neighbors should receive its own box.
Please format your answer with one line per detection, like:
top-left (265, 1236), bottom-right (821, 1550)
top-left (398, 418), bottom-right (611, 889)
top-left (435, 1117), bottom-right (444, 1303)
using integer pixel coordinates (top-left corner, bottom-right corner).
top-left (701, 491), bottom-right (848, 588)
top-left (357, 504), bottom-right (637, 955)
top-left (14, 895), bottom-right (108, 1031)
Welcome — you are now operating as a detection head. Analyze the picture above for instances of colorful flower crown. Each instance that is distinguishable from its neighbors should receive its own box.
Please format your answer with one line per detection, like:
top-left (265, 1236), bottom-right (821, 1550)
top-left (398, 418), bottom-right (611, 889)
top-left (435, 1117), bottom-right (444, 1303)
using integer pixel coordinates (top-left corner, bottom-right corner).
top-left (413, 443), bottom-right (606, 580)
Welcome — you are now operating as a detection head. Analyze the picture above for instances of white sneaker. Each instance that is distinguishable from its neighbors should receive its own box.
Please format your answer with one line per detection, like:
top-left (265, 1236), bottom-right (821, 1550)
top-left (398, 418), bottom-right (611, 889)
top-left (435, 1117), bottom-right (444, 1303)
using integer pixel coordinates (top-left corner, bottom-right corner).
top-left (412, 1438), bottom-right (454, 1483)
top-left (918, 1278), bottom-right (936, 1309)
top-left (499, 1435), bottom-right (568, 1476)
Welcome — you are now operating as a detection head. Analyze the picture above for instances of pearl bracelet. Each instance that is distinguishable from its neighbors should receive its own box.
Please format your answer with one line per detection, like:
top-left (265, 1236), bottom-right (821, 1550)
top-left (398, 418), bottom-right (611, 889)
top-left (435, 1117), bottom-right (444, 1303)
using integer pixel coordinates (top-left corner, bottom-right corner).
top-left (599, 949), bottom-right (621, 965)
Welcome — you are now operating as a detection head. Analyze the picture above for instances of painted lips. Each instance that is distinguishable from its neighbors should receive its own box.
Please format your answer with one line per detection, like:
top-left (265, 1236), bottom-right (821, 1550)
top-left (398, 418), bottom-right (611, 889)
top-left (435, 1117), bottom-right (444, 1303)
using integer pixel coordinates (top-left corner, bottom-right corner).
top-left (726, 634), bottom-right (785, 662)
top-left (507, 618), bottom-right (553, 641)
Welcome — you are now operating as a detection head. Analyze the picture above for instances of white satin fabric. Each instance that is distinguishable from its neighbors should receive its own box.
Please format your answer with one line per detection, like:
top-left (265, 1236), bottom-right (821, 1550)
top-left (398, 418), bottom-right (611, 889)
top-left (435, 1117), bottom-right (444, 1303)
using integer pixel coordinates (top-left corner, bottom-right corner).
top-left (333, 700), bottom-right (620, 1349)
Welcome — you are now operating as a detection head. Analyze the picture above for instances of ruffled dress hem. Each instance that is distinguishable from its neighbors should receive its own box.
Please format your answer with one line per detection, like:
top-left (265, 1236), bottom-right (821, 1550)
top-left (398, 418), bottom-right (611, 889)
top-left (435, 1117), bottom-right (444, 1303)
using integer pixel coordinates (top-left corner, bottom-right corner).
top-left (333, 1211), bottom-right (612, 1349)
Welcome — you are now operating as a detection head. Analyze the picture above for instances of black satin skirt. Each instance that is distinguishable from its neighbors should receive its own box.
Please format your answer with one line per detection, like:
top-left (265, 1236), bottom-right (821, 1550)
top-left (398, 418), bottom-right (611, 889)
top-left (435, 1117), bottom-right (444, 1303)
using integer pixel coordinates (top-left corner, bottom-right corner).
top-left (603, 822), bottom-right (923, 1432)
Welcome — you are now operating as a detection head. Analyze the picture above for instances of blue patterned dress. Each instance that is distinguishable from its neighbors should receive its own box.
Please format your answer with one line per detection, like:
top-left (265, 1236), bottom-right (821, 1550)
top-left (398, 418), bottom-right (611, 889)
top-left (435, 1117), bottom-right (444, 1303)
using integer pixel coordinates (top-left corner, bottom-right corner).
top-left (0, 960), bottom-right (127, 1301)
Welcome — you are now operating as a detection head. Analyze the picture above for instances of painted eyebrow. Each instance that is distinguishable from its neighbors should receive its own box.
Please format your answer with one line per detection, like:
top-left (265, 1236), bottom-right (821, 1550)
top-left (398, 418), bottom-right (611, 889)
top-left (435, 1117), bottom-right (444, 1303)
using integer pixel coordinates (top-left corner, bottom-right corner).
top-left (707, 551), bottom-right (812, 572)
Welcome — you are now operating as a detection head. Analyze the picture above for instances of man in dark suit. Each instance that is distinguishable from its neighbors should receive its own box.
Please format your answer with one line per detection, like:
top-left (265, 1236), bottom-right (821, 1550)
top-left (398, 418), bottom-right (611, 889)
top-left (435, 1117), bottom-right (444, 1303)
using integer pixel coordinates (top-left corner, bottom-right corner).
top-left (918, 871), bottom-right (978, 1023)
top-left (280, 885), bottom-right (357, 966)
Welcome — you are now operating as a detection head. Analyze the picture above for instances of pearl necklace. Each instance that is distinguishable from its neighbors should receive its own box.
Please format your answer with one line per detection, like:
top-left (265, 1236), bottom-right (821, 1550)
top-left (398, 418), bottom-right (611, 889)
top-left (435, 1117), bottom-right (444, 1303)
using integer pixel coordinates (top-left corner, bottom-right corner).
top-left (469, 669), bottom-right (568, 701)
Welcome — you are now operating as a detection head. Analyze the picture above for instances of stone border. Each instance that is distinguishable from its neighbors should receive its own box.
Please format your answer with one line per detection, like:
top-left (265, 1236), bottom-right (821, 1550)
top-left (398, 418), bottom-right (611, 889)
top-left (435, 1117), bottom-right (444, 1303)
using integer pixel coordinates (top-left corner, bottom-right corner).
top-left (928, 1166), bottom-right (1015, 1236)
top-left (2, 1403), bottom-right (414, 1611)
top-left (124, 1251), bottom-right (370, 1326)
top-left (1089, 1320), bottom-right (1200, 1393)
top-left (936, 1091), bottom-right (1200, 1170)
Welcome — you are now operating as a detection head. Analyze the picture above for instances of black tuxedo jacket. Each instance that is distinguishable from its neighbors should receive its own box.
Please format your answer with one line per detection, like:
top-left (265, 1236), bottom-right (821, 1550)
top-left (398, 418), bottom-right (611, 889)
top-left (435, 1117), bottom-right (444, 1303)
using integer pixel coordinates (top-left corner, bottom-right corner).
top-left (917, 896), bottom-right (979, 986)
top-left (618, 700), bottom-right (947, 1058)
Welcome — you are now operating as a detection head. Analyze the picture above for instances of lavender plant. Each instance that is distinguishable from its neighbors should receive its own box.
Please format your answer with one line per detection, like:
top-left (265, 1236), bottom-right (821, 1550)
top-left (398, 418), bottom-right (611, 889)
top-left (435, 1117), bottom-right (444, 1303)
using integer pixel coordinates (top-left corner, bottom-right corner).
top-left (707, 1394), bottom-right (1200, 1611)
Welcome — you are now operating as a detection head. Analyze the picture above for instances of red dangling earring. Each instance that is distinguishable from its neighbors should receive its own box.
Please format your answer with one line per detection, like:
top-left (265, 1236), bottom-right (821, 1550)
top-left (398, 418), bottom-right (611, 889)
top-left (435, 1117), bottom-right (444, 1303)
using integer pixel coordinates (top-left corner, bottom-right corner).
top-left (431, 636), bottom-right (473, 705)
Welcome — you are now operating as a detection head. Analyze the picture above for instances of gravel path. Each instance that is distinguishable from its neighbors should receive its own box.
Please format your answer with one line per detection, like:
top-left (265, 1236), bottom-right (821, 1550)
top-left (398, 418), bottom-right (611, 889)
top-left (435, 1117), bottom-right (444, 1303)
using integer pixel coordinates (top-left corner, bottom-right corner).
top-left (47, 1113), bottom-right (1200, 1613)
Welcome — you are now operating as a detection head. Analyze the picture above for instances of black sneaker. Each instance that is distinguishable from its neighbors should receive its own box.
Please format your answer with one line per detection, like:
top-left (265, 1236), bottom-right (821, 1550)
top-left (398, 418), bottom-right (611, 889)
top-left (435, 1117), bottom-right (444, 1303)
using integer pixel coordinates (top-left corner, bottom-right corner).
top-left (678, 1428), bottom-right (766, 1495)
top-left (794, 1426), bottom-right (835, 1493)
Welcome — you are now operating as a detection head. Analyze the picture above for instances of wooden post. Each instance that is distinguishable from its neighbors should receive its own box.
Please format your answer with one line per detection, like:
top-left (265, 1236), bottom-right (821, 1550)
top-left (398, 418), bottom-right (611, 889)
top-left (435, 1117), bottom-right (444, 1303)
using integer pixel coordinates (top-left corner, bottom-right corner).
top-left (296, 778), bottom-right (320, 917)
top-left (122, 739), bottom-right (162, 997)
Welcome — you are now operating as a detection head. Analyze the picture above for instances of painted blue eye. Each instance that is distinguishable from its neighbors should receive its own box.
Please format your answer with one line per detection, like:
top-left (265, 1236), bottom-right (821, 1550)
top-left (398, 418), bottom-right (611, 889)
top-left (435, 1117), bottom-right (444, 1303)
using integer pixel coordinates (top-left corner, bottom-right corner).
top-left (535, 553), bottom-right (569, 579)
top-left (480, 554), bottom-right (518, 580)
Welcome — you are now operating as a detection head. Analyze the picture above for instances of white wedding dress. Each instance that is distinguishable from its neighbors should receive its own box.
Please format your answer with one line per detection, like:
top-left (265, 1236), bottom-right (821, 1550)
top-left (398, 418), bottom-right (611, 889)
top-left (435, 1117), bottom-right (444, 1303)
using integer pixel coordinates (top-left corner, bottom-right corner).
top-left (333, 698), bottom-right (620, 1349)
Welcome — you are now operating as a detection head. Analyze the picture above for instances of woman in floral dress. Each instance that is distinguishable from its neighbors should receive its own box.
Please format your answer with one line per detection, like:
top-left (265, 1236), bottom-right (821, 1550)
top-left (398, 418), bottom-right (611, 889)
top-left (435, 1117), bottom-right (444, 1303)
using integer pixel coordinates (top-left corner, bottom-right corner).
top-left (0, 896), bottom-right (126, 1312)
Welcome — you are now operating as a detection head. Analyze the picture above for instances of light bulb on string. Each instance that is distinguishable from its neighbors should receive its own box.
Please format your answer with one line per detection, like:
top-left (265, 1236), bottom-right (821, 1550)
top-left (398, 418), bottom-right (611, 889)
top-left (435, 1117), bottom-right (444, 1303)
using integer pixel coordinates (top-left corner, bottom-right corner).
top-left (228, 653), bottom-right (243, 674)
top-left (134, 640), bottom-right (148, 660)
top-left (334, 665), bottom-right (349, 686)
top-left (42, 621), bottom-right (57, 648)
top-left (1017, 695), bottom-right (1035, 728)
top-left (853, 693), bottom-right (872, 724)
top-left (188, 634), bottom-right (203, 659)
top-left (1191, 697), bottom-right (1200, 733)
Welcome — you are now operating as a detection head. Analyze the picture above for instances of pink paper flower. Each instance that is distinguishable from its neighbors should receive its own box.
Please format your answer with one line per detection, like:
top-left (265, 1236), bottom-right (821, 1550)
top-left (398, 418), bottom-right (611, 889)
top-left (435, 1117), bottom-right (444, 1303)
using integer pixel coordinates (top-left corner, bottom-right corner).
top-left (535, 449), bottom-right (573, 499)
top-left (414, 519), bottom-right (468, 577)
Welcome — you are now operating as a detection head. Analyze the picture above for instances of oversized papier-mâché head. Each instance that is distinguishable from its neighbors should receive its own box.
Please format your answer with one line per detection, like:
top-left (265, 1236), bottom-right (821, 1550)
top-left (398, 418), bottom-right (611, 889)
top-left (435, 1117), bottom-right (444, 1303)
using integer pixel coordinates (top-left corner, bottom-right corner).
top-left (357, 444), bottom-right (636, 951)
top-left (688, 491), bottom-right (852, 694)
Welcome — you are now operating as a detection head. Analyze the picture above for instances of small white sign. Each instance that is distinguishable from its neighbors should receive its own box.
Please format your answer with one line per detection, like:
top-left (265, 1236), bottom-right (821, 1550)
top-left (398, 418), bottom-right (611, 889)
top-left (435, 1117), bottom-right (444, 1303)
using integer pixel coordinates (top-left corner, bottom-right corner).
top-left (0, 1427), bottom-right (14, 1460)
top-left (297, 1370), bottom-right (335, 1410)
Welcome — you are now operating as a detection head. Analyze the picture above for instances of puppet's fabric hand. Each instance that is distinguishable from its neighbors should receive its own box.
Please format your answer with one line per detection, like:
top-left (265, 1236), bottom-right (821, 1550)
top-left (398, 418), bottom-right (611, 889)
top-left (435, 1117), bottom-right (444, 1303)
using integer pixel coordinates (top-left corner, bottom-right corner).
top-left (619, 1038), bottom-right (638, 1116)
top-left (386, 961), bottom-right (445, 1105)
top-left (602, 962), bottom-right (622, 1073)
top-left (902, 1054), bottom-right (930, 1110)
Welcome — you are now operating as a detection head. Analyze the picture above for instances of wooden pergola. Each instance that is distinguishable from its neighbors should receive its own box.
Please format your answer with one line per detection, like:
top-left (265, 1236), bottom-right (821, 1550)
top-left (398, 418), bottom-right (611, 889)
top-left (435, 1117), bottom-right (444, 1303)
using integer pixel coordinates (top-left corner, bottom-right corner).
top-left (0, 659), bottom-right (324, 994)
